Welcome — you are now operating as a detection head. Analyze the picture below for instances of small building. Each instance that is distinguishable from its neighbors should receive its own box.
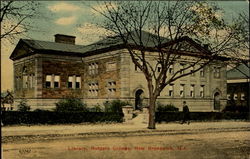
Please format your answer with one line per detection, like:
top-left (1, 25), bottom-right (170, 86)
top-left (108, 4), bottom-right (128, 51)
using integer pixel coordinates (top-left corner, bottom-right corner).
top-left (227, 64), bottom-right (250, 108)
top-left (1, 90), bottom-right (14, 111)
top-left (10, 32), bottom-right (228, 111)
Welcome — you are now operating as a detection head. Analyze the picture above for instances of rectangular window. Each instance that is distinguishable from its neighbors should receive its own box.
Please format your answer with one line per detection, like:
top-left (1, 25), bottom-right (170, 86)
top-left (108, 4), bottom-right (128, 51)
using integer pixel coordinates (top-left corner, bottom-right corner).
top-left (200, 85), bottom-right (204, 97)
top-left (233, 93), bottom-right (237, 100)
top-left (169, 84), bottom-right (174, 97)
top-left (54, 75), bottom-right (60, 88)
top-left (16, 76), bottom-right (20, 90)
top-left (88, 82), bottom-right (98, 96)
top-left (76, 76), bottom-right (81, 89)
top-left (107, 81), bottom-right (117, 96)
top-left (214, 67), bottom-right (220, 78)
top-left (241, 93), bottom-right (245, 100)
top-left (180, 84), bottom-right (185, 97)
top-left (200, 68), bottom-right (204, 77)
top-left (28, 74), bottom-right (32, 88)
top-left (190, 66), bottom-right (195, 76)
top-left (190, 85), bottom-right (195, 97)
top-left (89, 62), bottom-right (98, 75)
top-left (68, 76), bottom-right (73, 88)
top-left (45, 75), bottom-right (52, 88)
top-left (23, 75), bottom-right (28, 88)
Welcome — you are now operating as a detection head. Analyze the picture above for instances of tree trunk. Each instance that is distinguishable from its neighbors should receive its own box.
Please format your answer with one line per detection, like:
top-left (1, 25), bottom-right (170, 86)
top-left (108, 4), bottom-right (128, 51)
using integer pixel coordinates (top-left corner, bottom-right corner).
top-left (148, 96), bottom-right (156, 129)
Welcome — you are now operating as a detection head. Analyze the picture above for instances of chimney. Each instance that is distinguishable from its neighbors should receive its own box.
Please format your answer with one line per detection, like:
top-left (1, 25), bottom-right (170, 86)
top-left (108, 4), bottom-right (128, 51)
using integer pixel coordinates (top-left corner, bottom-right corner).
top-left (54, 34), bottom-right (76, 45)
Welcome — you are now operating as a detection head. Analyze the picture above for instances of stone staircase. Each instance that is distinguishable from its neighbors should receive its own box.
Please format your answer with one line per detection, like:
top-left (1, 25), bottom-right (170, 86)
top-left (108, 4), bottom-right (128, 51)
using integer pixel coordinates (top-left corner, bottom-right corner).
top-left (122, 106), bottom-right (149, 124)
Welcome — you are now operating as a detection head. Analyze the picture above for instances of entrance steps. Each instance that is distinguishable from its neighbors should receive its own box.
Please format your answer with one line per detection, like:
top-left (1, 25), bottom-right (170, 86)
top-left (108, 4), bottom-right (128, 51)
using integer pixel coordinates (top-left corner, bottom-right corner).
top-left (131, 110), bottom-right (148, 125)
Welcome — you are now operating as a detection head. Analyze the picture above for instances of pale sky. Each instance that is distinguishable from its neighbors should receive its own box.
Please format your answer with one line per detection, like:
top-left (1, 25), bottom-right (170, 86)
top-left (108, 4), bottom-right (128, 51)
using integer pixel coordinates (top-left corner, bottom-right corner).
top-left (1, 1), bottom-right (249, 92)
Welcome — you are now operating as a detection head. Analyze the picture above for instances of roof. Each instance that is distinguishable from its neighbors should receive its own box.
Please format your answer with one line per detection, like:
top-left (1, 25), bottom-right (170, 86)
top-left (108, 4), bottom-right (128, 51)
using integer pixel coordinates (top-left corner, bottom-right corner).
top-left (10, 30), bottom-right (211, 60)
top-left (227, 64), bottom-right (250, 79)
top-left (22, 39), bottom-right (85, 54)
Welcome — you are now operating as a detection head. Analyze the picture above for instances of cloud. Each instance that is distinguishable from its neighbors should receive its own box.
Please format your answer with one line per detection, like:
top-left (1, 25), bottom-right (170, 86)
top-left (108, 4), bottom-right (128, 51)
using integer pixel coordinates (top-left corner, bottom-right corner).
top-left (48, 2), bottom-right (80, 12)
top-left (91, 3), bottom-right (118, 15)
top-left (76, 23), bottom-right (115, 45)
top-left (55, 16), bottom-right (76, 25)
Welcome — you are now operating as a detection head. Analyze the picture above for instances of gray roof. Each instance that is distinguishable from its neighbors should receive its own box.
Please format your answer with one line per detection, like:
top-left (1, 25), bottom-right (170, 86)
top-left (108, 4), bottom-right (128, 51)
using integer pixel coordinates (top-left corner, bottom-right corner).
top-left (22, 39), bottom-right (86, 54)
top-left (11, 30), bottom-right (210, 60)
top-left (23, 30), bottom-right (169, 54)
top-left (227, 64), bottom-right (250, 79)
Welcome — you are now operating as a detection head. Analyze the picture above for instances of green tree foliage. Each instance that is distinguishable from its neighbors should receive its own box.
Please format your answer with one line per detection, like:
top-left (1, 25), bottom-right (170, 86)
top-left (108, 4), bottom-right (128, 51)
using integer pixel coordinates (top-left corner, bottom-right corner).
top-left (17, 99), bottom-right (30, 112)
top-left (55, 98), bottom-right (88, 112)
top-left (104, 100), bottom-right (130, 113)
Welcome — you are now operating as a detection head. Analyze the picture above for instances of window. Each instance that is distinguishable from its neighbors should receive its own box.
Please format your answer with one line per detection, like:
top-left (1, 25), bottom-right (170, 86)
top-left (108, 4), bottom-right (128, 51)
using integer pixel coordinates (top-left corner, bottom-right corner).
top-left (28, 74), bottom-right (32, 88)
top-left (16, 76), bottom-right (21, 90)
top-left (190, 66), bottom-right (195, 76)
top-left (180, 64), bottom-right (184, 74)
top-left (54, 75), bottom-right (60, 88)
top-left (68, 75), bottom-right (81, 89)
top-left (76, 76), bottom-right (81, 89)
top-left (157, 66), bottom-right (161, 72)
top-left (23, 75), bottom-right (28, 88)
top-left (89, 62), bottom-right (98, 75)
top-left (233, 94), bottom-right (237, 100)
top-left (190, 85), bottom-right (195, 97)
top-left (200, 68), bottom-right (204, 77)
top-left (108, 81), bottom-right (116, 96)
top-left (68, 76), bottom-right (73, 88)
top-left (88, 82), bottom-right (99, 96)
top-left (45, 74), bottom-right (60, 88)
top-left (241, 93), bottom-right (245, 100)
top-left (106, 62), bottom-right (117, 71)
top-left (169, 64), bottom-right (174, 74)
top-left (45, 75), bottom-right (52, 88)
top-left (169, 84), bottom-right (174, 97)
top-left (200, 85), bottom-right (204, 97)
top-left (214, 67), bottom-right (220, 78)
top-left (227, 94), bottom-right (231, 100)
top-left (180, 84), bottom-right (185, 97)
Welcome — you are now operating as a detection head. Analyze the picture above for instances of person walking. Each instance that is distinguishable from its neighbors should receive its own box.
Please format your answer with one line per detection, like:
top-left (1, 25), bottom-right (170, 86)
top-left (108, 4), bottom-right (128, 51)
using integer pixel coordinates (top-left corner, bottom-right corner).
top-left (181, 101), bottom-right (190, 124)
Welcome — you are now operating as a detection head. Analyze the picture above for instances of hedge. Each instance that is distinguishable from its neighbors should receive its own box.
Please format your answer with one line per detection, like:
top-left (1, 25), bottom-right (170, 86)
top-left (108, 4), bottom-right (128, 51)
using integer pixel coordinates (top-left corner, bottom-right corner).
top-left (1, 111), bottom-right (124, 125)
top-left (2, 111), bottom-right (249, 125)
top-left (155, 112), bottom-right (250, 123)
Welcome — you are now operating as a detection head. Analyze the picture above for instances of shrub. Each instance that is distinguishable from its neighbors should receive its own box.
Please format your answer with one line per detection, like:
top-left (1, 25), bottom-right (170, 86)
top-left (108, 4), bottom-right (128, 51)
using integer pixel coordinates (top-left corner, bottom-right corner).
top-left (55, 98), bottom-right (88, 112)
top-left (104, 100), bottom-right (130, 113)
top-left (88, 104), bottom-right (103, 112)
top-left (223, 105), bottom-right (249, 112)
top-left (2, 111), bottom-right (124, 125)
top-left (17, 99), bottom-right (30, 112)
top-left (157, 103), bottom-right (179, 112)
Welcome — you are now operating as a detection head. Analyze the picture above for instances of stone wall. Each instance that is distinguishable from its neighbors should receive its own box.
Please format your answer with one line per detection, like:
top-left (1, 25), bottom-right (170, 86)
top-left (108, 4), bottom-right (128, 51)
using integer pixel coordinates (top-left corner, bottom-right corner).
top-left (13, 56), bottom-right (36, 98)
top-left (42, 56), bottom-right (85, 98)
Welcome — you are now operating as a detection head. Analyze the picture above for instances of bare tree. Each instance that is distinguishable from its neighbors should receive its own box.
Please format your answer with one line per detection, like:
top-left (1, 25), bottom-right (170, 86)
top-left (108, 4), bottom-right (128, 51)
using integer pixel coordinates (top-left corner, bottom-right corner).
top-left (0, 1), bottom-right (40, 43)
top-left (226, 12), bottom-right (249, 78)
top-left (93, 1), bottom-right (242, 129)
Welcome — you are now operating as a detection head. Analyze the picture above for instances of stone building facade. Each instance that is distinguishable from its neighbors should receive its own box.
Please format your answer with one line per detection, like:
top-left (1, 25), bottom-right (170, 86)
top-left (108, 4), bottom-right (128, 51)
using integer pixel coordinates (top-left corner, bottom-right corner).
top-left (10, 34), bottom-right (227, 111)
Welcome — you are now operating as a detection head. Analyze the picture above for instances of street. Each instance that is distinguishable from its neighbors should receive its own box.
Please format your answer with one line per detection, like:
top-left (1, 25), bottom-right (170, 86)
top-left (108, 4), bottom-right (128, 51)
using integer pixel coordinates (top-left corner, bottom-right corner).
top-left (2, 121), bottom-right (250, 159)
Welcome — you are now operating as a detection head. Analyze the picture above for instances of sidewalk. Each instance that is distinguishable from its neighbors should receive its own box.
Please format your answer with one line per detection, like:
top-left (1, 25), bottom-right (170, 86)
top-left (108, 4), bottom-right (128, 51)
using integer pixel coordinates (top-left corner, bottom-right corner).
top-left (2, 121), bottom-right (249, 137)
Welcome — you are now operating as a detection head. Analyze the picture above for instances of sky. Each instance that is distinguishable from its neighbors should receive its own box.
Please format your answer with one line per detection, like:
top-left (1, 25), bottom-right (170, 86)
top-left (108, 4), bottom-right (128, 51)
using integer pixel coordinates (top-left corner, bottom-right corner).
top-left (1, 1), bottom-right (249, 92)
